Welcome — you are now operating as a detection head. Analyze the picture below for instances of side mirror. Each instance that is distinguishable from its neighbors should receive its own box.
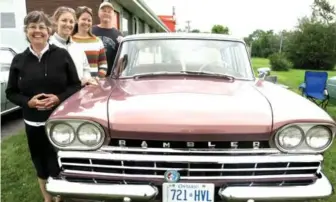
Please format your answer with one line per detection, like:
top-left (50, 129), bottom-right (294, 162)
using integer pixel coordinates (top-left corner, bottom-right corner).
top-left (257, 67), bottom-right (271, 79)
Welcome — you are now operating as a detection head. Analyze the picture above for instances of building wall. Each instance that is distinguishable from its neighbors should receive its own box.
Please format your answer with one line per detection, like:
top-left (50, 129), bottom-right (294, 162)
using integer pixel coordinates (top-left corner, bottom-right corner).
top-left (26, 0), bottom-right (101, 25)
top-left (25, 0), bottom-right (164, 35)
top-left (1, 0), bottom-right (29, 52)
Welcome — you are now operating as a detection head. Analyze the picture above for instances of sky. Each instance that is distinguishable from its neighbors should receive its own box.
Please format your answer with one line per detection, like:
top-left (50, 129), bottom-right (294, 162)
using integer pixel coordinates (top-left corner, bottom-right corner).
top-left (144, 0), bottom-right (336, 38)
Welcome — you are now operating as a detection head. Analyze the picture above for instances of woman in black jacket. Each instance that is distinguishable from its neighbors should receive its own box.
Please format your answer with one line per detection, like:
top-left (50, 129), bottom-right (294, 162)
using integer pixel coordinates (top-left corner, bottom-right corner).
top-left (5, 10), bottom-right (81, 202)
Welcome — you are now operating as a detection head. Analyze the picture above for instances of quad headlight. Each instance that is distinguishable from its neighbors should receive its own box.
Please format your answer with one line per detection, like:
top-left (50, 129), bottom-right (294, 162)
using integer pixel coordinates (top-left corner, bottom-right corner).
top-left (46, 120), bottom-right (105, 150)
top-left (274, 123), bottom-right (334, 153)
top-left (306, 126), bottom-right (333, 150)
top-left (50, 123), bottom-right (75, 147)
top-left (77, 123), bottom-right (104, 146)
top-left (276, 126), bottom-right (304, 149)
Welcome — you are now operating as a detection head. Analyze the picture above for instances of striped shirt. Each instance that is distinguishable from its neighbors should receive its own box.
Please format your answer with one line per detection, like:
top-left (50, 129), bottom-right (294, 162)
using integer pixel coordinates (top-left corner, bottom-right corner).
top-left (72, 36), bottom-right (107, 77)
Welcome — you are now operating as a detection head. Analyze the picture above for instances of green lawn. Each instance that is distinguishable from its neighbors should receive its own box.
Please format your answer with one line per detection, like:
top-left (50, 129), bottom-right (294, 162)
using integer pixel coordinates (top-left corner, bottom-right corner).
top-left (251, 57), bottom-right (336, 118)
top-left (1, 58), bottom-right (336, 201)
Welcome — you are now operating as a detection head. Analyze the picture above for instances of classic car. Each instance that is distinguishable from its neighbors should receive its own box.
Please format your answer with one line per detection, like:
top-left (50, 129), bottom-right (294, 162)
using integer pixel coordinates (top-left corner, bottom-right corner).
top-left (44, 33), bottom-right (335, 202)
top-left (0, 44), bottom-right (20, 116)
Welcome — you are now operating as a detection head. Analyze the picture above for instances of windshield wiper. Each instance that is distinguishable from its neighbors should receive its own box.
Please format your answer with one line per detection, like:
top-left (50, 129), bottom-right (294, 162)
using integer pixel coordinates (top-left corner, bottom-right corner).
top-left (180, 70), bottom-right (235, 81)
top-left (132, 71), bottom-right (184, 79)
top-left (131, 71), bottom-right (235, 81)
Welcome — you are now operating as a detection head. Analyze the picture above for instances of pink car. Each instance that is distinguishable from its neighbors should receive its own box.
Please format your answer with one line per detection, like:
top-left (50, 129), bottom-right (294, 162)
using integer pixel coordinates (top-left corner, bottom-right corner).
top-left (45, 33), bottom-right (335, 202)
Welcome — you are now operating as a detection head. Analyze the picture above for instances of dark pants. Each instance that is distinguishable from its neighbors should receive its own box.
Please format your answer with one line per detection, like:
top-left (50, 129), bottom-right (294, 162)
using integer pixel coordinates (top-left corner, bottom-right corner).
top-left (25, 123), bottom-right (60, 180)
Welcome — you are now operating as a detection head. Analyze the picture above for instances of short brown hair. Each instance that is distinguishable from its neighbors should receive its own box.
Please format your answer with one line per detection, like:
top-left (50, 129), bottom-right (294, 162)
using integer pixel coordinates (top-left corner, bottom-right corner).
top-left (51, 6), bottom-right (76, 34)
top-left (72, 6), bottom-right (94, 37)
top-left (24, 10), bottom-right (52, 32)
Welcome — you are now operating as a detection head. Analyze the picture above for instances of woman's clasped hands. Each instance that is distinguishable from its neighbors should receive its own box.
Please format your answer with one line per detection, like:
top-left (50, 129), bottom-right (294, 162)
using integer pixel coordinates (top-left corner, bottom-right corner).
top-left (27, 93), bottom-right (60, 110)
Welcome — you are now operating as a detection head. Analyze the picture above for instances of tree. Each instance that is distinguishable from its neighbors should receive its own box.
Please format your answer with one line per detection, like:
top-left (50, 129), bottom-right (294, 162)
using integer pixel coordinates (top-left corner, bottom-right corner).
top-left (312, 0), bottom-right (336, 24)
top-left (211, 25), bottom-right (229, 34)
top-left (286, 19), bottom-right (336, 70)
top-left (244, 29), bottom-right (284, 58)
top-left (285, 0), bottom-right (336, 70)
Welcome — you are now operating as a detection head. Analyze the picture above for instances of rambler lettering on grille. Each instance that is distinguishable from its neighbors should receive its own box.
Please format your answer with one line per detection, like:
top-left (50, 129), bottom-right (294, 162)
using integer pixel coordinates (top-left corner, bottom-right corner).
top-left (109, 139), bottom-right (270, 149)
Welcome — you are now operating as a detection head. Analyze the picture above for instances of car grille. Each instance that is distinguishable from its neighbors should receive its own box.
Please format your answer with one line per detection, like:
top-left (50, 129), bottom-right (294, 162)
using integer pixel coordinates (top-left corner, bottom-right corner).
top-left (59, 140), bottom-right (321, 187)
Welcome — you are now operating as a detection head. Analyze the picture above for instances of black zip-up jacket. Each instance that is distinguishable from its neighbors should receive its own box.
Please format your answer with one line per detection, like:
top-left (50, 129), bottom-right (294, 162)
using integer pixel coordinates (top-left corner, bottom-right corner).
top-left (5, 44), bottom-right (81, 122)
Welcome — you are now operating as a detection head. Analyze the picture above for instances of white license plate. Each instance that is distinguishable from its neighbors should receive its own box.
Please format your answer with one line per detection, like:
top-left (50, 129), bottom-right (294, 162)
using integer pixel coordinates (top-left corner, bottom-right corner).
top-left (162, 183), bottom-right (215, 202)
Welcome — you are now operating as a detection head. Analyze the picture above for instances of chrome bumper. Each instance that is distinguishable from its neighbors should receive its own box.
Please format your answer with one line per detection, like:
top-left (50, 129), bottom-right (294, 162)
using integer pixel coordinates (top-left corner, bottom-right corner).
top-left (219, 173), bottom-right (333, 201)
top-left (46, 173), bottom-right (333, 201)
top-left (46, 177), bottom-right (158, 201)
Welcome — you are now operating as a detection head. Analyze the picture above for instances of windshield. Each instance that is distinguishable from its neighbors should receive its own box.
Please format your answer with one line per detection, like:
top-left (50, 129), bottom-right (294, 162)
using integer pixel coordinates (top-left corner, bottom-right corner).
top-left (114, 39), bottom-right (254, 80)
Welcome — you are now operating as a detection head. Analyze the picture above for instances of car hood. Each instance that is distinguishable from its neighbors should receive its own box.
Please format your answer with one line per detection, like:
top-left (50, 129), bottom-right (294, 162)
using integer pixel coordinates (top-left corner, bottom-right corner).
top-left (50, 77), bottom-right (335, 142)
top-left (107, 78), bottom-right (273, 136)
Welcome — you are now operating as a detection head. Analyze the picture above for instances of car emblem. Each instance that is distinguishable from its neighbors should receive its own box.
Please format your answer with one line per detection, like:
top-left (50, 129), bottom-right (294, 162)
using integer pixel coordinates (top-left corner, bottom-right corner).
top-left (164, 170), bottom-right (180, 183)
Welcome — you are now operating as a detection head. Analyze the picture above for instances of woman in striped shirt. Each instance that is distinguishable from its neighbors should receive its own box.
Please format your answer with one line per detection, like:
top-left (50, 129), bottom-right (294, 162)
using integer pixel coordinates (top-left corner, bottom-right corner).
top-left (72, 6), bottom-right (107, 77)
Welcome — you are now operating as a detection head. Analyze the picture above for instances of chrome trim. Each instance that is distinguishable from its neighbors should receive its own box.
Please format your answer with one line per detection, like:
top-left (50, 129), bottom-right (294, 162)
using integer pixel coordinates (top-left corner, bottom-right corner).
top-left (218, 173), bottom-right (333, 201)
top-left (45, 177), bottom-right (158, 200)
top-left (272, 123), bottom-right (336, 153)
top-left (45, 119), bottom-right (106, 151)
top-left (63, 169), bottom-right (317, 180)
top-left (61, 162), bottom-right (319, 172)
top-left (0, 106), bottom-right (20, 116)
top-left (58, 151), bottom-right (321, 180)
top-left (58, 150), bottom-right (323, 163)
top-left (100, 146), bottom-right (281, 154)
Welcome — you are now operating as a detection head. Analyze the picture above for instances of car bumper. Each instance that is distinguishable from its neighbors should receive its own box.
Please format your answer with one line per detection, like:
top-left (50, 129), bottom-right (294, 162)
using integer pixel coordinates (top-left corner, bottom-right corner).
top-left (46, 173), bottom-right (333, 202)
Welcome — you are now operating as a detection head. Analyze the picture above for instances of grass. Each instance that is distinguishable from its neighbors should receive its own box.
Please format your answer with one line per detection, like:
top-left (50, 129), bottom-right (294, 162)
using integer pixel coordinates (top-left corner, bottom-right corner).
top-left (252, 58), bottom-right (336, 118)
top-left (1, 58), bottom-right (336, 201)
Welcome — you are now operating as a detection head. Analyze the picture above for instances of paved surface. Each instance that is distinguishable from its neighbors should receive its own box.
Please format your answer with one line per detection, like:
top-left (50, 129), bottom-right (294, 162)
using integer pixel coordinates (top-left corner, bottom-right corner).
top-left (1, 109), bottom-right (24, 139)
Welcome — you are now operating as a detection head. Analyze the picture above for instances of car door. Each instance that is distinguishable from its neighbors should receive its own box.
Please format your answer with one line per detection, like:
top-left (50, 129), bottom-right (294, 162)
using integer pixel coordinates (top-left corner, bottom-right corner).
top-left (0, 47), bottom-right (19, 115)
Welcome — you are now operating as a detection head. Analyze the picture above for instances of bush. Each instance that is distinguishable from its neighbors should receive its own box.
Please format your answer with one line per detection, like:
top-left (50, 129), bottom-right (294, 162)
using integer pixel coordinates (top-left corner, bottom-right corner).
top-left (285, 20), bottom-right (336, 70)
top-left (268, 53), bottom-right (292, 71)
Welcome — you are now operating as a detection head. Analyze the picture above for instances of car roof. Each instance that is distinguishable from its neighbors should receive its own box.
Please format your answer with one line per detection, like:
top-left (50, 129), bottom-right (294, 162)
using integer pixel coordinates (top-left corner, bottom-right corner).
top-left (123, 32), bottom-right (245, 43)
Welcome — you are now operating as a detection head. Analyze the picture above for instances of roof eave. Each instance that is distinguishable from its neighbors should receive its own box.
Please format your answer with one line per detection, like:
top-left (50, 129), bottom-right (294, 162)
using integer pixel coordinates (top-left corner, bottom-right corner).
top-left (114, 0), bottom-right (170, 33)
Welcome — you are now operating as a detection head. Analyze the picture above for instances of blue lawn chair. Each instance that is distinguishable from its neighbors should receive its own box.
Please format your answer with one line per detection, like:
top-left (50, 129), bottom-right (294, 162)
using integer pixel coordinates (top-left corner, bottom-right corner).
top-left (298, 71), bottom-right (329, 109)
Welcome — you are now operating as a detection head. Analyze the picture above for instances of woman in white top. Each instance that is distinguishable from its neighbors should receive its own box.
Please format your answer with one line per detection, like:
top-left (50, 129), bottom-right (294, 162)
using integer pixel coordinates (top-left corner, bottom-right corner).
top-left (49, 6), bottom-right (96, 86)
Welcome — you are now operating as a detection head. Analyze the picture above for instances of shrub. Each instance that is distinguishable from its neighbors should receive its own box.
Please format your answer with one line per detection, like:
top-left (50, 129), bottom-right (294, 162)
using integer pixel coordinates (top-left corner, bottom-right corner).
top-left (285, 20), bottom-right (336, 70)
top-left (268, 53), bottom-right (292, 71)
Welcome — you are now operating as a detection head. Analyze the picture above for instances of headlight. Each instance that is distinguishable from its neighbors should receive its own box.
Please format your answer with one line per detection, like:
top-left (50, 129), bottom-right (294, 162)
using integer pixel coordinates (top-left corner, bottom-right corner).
top-left (77, 123), bottom-right (103, 146)
top-left (50, 123), bottom-right (75, 146)
top-left (46, 120), bottom-right (106, 150)
top-left (276, 126), bottom-right (304, 150)
top-left (273, 123), bottom-right (335, 153)
top-left (306, 126), bottom-right (332, 150)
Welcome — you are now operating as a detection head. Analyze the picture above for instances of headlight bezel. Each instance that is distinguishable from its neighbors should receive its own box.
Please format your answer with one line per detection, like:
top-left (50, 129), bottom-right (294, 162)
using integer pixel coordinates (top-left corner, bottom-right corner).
top-left (272, 123), bottom-right (335, 153)
top-left (46, 119), bottom-right (106, 151)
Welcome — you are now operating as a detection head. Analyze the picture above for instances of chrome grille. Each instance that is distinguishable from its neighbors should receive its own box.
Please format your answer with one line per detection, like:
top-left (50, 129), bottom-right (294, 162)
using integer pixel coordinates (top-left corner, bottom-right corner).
top-left (59, 150), bottom-right (322, 185)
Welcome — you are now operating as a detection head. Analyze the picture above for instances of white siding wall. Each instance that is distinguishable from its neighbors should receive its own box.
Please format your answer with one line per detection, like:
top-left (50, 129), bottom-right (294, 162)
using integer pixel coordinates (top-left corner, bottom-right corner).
top-left (0, 0), bottom-right (29, 52)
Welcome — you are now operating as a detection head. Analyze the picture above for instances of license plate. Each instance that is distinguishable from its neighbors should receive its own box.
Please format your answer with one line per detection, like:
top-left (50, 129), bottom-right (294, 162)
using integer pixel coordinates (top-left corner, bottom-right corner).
top-left (162, 183), bottom-right (215, 202)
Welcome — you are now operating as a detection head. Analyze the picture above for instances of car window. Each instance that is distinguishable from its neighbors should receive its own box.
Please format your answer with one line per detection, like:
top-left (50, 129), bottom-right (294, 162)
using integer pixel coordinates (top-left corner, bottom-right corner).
top-left (0, 49), bottom-right (15, 64)
top-left (116, 39), bottom-right (254, 79)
